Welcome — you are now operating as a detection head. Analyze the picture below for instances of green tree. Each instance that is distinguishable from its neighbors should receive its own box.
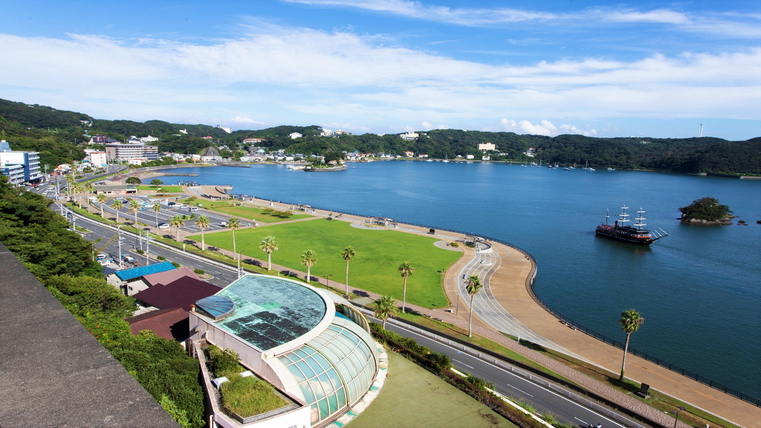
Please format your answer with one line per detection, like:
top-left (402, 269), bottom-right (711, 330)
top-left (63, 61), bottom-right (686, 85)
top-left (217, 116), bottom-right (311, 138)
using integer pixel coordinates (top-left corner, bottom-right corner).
top-left (465, 275), bottom-right (483, 338)
top-left (125, 176), bottom-right (142, 184)
top-left (259, 236), bottom-right (278, 271)
top-left (196, 215), bottom-right (210, 251)
top-left (373, 295), bottom-right (397, 329)
top-left (96, 193), bottom-right (107, 217)
top-left (398, 261), bottom-right (414, 313)
top-left (228, 217), bottom-right (241, 274)
top-left (111, 198), bottom-right (123, 223)
top-left (129, 199), bottom-right (141, 226)
top-left (171, 215), bottom-right (185, 242)
top-left (341, 245), bottom-right (356, 298)
top-left (301, 249), bottom-right (317, 283)
top-left (618, 309), bottom-right (645, 381)
top-left (679, 197), bottom-right (733, 222)
top-left (150, 178), bottom-right (164, 194)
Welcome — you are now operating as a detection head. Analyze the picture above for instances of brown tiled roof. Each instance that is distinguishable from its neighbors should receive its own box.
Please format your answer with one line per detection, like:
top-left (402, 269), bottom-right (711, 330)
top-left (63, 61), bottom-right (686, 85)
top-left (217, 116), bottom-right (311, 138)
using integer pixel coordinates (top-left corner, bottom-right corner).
top-left (133, 276), bottom-right (219, 311)
top-left (143, 266), bottom-right (200, 287)
top-left (126, 308), bottom-right (189, 342)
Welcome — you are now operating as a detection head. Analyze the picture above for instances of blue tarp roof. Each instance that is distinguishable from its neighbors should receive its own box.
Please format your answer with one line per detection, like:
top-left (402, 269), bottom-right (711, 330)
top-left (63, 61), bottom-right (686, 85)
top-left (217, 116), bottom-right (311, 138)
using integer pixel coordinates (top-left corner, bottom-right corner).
top-left (115, 261), bottom-right (175, 281)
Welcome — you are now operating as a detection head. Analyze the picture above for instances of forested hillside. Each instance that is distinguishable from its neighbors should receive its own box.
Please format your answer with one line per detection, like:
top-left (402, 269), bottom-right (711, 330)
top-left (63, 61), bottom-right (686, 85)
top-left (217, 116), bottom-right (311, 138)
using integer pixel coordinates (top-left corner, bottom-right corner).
top-left (1, 98), bottom-right (759, 175)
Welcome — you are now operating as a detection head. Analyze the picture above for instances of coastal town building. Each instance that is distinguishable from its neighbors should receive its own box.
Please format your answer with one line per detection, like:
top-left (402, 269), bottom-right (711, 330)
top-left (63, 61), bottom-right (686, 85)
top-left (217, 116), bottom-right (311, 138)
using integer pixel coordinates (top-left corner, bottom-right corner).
top-left (105, 141), bottom-right (159, 164)
top-left (0, 140), bottom-right (43, 184)
top-left (288, 132), bottom-right (303, 139)
top-left (399, 132), bottom-right (418, 141)
top-left (478, 142), bottom-right (497, 151)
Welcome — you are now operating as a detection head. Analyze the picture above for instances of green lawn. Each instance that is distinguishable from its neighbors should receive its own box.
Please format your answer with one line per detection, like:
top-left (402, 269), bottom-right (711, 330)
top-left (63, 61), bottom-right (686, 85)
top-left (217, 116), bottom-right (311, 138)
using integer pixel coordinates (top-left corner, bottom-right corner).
top-left (136, 185), bottom-right (184, 193)
top-left (209, 205), bottom-right (312, 223)
top-left (350, 351), bottom-right (517, 428)
top-left (189, 219), bottom-right (462, 308)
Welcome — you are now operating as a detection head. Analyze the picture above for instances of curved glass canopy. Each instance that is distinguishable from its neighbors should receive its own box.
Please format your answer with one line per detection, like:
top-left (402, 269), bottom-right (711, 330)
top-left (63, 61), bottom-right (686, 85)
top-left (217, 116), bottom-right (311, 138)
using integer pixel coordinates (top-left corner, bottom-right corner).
top-left (195, 295), bottom-right (235, 320)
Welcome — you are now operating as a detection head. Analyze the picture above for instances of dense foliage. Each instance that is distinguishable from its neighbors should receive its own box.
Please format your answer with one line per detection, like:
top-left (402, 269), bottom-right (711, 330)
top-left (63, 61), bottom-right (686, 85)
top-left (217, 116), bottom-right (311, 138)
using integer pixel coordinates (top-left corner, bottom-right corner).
top-left (0, 177), bottom-right (204, 428)
top-left (1, 97), bottom-right (759, 175)
top-left (679, 197), bottom-right (733, 222)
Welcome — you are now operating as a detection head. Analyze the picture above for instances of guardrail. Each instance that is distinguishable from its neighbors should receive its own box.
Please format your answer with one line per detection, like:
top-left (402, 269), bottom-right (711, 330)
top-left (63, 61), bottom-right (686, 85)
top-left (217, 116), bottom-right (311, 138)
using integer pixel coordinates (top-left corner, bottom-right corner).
top-left (252, 195), bottom-right (761, 408)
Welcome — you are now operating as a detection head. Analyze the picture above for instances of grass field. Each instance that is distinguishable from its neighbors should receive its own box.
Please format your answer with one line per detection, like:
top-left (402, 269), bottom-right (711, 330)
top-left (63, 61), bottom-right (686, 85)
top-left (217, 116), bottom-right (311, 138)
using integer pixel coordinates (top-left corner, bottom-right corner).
top-left (136, 185), bottom-right (184, 193)
top-left (189, 219), bottom-right (462, 308)
top-left (211, 205), bottom-right (312, 223)
top-left (350, 351), bottom-right (517, 428)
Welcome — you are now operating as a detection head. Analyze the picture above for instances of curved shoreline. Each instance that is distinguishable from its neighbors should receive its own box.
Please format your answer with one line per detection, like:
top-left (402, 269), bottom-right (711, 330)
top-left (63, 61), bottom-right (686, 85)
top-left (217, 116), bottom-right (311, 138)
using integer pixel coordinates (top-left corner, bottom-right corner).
top-left (131, 169), bottom-right (760, 425)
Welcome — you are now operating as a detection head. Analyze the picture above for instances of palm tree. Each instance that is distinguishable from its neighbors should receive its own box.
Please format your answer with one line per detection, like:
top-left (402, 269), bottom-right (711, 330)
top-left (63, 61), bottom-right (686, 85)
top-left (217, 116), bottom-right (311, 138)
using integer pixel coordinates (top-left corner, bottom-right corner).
top-left (301, 249), bottom-right (317, 283)
top-left (618, 309), bottom-right (645, 381)
top-left (65, 173), bottom-right (76, 200)
top-left (398, 261), bottom-right (414, 313)
top-left (196, 215), bottom-right (210, 250)
top-left (111, 198), bottom-right (123, 223)
top-left (129, 199), bottom-right (141, 226)
top-left (259, 236), bottom-right (278, 271)
top-left (72, 183), bottom-right (84, 208)
top-left (96, 193), bottom-right (107, 217)
top-left (341, 246), bottom-right (356, 297)
top-left (228, 217), bottom-right (241, 275)
top-left (170, 215), bottom-right (185, 242)
top-left (153, 203), bottom-right (161, 228)
top-left (465, 275), bottom-right (483, 338)
top-left (84, 183), bottom-right (95, 202)
top-left (373, 295), bottom-right (397, 329)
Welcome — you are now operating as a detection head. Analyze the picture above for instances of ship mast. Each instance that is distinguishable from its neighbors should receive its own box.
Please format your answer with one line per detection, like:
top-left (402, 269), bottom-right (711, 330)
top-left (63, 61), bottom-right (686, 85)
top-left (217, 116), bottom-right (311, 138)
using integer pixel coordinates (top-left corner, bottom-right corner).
top-left (634, 208), bottom-right (647, 230)
top-left (618, 205), bottom-right (631, 226)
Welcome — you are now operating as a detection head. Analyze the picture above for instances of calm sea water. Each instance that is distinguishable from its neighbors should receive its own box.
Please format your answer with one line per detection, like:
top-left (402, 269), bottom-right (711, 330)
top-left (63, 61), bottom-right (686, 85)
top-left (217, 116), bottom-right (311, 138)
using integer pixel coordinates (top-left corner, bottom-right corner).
top-left (160, 162), bottom-right (761, 397)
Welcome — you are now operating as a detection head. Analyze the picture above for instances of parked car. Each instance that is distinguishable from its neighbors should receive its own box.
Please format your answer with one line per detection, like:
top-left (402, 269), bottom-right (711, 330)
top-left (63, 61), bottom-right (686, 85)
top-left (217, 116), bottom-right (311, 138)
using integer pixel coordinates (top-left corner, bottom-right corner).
top-left (96, 252), bottom-right (108, 260)
top-left (158, 223), bottom-right (170, 229)
top-left (123, 255), bottom-right (135, 263)
top-left (219, 221), bottom-right (228, 227)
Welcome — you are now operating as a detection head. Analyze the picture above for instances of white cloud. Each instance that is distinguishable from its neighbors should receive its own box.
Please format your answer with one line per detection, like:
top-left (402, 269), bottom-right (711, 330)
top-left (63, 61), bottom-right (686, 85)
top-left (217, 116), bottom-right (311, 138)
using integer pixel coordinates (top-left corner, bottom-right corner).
top-left (498, 119), bottom-right (597, 137)
top-left (0, 24), bottom-right (759, 133)
top-left (230, 117), bottom-right (265, 125)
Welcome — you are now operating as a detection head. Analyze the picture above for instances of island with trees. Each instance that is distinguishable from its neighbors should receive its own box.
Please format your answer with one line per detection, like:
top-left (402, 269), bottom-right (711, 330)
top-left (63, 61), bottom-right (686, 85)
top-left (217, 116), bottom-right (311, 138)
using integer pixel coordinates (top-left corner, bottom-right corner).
top-left (679, 197), bottom-right (734, 224)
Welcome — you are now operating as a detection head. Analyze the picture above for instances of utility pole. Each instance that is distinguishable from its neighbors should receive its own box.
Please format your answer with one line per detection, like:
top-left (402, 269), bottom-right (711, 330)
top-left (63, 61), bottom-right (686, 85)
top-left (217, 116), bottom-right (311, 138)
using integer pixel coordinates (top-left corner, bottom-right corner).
top-left (144, 230), bottom-right (151, 266)
top-left (117, 226), bottom-right (123, 269)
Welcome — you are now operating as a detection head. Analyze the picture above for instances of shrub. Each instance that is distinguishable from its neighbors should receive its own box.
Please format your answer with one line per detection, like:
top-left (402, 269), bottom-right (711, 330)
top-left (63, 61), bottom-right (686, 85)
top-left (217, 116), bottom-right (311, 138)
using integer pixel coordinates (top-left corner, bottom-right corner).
top-left (206, 345), bottom-right (242, 377)
top-left (171, 262), bottom-right (180, 268)
top-left (193, 268), bottom-right (205, 275)
top-left (157, 255), bottom-right (166, 260)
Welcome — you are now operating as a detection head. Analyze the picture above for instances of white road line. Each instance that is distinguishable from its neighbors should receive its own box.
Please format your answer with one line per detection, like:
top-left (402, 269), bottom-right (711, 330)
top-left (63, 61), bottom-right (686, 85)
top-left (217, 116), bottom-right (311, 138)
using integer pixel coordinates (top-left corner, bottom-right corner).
top-left (506, 384), bottom-right (534, 397)
top-left (452, 359), bottom-right (474, 369)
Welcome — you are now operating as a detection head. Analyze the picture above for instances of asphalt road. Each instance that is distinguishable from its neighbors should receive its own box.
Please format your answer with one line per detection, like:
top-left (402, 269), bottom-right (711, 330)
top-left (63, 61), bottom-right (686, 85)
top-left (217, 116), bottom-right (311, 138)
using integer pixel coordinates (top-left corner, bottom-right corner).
top-left (381, 320), bottom-right (638, 428)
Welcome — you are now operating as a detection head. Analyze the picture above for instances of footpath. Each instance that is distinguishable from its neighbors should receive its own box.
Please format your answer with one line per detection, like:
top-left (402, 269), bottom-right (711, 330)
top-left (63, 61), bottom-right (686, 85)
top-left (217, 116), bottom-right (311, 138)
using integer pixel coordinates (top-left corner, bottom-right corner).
top-left (112, 185), bottom-right (759, 428)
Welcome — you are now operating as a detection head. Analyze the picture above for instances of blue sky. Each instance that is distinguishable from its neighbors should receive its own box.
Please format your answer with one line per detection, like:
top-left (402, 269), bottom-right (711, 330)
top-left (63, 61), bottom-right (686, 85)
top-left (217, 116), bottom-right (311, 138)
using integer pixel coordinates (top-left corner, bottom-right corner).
top-left (1, 0), bottom-right (759, 140)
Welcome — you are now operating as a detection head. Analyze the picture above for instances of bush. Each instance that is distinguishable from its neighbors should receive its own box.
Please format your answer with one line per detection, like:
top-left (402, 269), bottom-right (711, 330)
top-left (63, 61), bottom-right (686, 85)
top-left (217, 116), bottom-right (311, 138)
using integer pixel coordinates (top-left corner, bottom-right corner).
top-left (171, 262), bottom-right (180, 268)
top-left (193, 268), bottom-right (205, 275)
top-left (206, 345), bottom-right (242, 378)
top-left (157, 255), bottom-right (166, 260)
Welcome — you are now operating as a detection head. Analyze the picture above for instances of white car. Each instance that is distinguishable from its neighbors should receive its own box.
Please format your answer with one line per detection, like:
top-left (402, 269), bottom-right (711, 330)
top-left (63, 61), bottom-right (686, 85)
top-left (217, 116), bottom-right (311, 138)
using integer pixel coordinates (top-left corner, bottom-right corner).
top-left (158, 223), bottom-right (170, 229)
top-left (219, 221), bottom-right (228, 227)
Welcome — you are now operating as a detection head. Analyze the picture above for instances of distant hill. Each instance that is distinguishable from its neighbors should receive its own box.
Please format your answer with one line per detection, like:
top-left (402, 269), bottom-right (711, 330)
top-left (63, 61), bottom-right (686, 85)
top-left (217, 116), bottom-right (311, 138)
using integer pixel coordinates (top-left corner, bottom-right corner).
top-left (0, 98), bottom-right (758, 175)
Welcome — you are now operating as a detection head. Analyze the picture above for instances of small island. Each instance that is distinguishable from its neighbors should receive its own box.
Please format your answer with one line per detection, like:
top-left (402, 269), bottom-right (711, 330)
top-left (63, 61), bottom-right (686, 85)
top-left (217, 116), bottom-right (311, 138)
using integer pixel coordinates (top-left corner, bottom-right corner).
top-left (679, 197), bottom-right (734, 225)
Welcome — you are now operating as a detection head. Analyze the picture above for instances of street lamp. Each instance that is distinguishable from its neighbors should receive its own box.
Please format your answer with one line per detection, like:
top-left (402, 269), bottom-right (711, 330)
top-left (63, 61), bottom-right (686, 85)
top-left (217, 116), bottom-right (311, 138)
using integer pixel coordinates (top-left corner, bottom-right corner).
top-left (672, 406), bottom-right (685, 428)
top-left (326, 274), bottom-right (333, 290)
top-left (456, 293), bottom-right (461, 316)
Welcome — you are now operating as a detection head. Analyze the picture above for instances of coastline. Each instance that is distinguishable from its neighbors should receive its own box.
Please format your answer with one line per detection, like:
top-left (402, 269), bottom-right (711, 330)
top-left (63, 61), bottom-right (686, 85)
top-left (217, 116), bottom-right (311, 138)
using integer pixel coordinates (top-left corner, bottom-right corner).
top-left (136, 168), bottom-right (760, 426)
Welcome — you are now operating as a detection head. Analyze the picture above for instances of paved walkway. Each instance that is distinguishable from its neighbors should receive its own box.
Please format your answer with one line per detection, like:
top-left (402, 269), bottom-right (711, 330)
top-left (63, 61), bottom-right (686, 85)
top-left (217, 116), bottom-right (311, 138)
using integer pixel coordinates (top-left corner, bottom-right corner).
top-left (113, 186), bottom-right (760, 428)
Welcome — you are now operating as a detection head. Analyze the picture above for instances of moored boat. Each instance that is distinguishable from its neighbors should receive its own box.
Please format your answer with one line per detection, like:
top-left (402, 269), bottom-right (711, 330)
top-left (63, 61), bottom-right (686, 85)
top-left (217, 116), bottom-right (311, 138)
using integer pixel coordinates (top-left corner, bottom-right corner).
top-left (595, 205), bottom-right (668, 245)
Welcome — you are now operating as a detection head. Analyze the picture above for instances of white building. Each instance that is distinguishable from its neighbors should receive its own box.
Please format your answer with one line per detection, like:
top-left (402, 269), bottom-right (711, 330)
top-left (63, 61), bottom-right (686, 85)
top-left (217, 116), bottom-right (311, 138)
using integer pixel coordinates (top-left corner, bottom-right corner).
top-left (399, 132), bottom-right (418, 141)
top-left (87, 151), bottom-right (108, 167)
top-left (0, 140), bottom-right (42, 184)
top-left (289, 132), bottom-right (303, 139)
top-left (478, 142), bottom-right (496, 151)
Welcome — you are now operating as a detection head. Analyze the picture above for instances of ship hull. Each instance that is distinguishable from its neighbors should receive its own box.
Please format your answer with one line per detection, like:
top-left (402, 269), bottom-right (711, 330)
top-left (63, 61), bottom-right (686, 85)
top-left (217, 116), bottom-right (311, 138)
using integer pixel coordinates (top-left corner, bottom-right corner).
top-left (595, 225), bottom-right (655, 245)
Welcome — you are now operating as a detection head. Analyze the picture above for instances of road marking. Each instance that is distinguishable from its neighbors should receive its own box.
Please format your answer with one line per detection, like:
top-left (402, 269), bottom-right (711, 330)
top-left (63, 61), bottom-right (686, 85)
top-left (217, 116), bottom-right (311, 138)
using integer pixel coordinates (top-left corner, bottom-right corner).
top-left (452, 359), bottom-right (474, 369)
top-left (507, 384), bottom-right (534, 397)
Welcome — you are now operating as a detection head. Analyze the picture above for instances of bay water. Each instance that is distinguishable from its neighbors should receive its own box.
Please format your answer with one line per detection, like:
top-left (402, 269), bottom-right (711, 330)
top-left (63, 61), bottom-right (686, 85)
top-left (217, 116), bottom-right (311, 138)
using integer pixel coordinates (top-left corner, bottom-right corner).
top-left (159, 161), bottom-right (761, 398)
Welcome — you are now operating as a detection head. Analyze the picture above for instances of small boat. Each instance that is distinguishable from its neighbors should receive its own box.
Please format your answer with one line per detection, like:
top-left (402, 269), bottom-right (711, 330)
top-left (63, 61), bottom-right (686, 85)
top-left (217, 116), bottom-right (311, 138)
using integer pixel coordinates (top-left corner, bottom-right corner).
top-left (607, 167), bottom-right (616, 171)
top-left (596, 206), bottom-right (669, 245)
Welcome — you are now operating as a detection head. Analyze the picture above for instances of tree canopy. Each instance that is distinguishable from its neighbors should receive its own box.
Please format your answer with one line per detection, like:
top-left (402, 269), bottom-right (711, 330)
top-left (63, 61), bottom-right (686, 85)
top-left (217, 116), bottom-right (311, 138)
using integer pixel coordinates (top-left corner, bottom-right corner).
top-left (679, 197), bottom-right (733, 222)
